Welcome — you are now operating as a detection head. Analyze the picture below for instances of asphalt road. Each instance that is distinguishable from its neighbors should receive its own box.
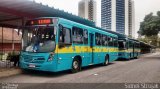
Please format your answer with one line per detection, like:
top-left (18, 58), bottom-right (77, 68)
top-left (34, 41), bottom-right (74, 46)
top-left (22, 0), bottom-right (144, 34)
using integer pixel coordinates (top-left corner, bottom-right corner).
top-left (0, 52), bottom-right (160, 89)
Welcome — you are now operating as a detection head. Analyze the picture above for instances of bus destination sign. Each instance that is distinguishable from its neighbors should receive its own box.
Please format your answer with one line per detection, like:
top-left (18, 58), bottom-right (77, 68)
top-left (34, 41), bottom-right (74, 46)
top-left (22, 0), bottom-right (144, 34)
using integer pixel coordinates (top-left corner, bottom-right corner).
top-left (29, 19), bottom-right (53, 25)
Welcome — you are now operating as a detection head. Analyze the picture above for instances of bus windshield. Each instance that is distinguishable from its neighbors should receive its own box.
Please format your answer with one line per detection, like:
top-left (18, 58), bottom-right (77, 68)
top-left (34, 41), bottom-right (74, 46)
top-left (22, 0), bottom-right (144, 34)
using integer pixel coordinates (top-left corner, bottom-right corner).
top-left (22, 27), bottom-right (56, 52)
top-left (118, 41), bottom-right (126, 50)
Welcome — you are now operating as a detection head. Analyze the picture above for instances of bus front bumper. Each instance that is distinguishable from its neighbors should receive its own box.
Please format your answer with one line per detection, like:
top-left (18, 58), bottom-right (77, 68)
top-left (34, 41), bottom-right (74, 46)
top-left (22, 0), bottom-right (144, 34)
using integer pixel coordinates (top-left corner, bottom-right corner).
top-left (20, 61), bottom-right (58, 72)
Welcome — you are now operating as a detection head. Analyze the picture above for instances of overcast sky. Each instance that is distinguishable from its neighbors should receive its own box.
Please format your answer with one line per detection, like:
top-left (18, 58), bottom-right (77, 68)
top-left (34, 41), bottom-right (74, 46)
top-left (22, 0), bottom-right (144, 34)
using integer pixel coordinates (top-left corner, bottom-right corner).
top-left (34, 0), bottom-right (160, 38)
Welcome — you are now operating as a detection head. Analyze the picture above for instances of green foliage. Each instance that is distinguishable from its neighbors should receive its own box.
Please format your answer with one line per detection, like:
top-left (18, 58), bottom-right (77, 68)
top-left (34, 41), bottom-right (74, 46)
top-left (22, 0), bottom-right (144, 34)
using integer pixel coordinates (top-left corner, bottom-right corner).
top-left (139, 11), bottom-right (160, 36)
top-left (157, 11), bottom-right (160, 17)
top-left (138, 36), bottom-right (160, 47)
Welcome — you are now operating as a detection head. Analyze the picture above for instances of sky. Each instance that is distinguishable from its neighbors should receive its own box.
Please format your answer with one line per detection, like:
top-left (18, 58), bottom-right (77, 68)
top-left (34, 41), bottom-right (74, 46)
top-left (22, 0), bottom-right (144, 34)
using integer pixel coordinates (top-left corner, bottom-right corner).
top-left (34, 0), bottom-right (160, 38)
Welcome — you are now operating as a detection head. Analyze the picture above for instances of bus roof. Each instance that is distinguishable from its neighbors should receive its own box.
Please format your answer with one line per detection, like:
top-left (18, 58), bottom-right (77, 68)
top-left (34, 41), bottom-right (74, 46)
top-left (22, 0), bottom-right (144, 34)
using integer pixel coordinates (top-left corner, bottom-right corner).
top-left (58, 18), bottom-right (118, 38)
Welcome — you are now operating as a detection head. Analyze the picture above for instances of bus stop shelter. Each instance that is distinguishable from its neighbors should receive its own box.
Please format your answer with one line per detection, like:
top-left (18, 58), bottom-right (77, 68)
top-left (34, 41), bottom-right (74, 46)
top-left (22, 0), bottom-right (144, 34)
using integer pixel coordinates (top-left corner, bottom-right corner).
top-left (0, 0), bottom-right (94, 28)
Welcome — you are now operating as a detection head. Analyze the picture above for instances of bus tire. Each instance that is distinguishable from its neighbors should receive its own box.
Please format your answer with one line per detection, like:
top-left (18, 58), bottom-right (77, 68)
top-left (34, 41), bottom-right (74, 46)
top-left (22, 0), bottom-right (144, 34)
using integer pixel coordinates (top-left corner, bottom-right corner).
top-left (103, 55), bottom-right (109, 66)
top-left (71, 58), bottom-right (80, 73)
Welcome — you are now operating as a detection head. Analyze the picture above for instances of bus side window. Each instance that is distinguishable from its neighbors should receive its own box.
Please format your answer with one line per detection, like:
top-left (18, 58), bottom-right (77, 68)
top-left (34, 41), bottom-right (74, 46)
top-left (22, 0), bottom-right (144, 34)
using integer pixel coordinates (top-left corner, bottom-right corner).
top-left (126, 41), bottom-right (128, 49)
top-left (129, 41), bottom-right (132, 48)
top-left (95, 33), bottom-right (102, 46)
top-left (72, 27), bottom-right (83, 44)
top-left (108, 37), bottom-right (113, 47)
top-left (83, 29), bottom-right (88, 44)
top-left (102, 35), bottom-right (106, 46)
top-left (104, 35), bottom-right (108, 46)
top-left (59, 27), bottom-right (71, 44)
top-left (114, 38), bottom-right (118, 47)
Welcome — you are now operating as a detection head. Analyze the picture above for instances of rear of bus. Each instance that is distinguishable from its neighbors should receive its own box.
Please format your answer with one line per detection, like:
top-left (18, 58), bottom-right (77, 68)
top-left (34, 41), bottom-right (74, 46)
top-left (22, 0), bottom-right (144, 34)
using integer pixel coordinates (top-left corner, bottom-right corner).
top-left (118, 38), bottom-right (130, 59)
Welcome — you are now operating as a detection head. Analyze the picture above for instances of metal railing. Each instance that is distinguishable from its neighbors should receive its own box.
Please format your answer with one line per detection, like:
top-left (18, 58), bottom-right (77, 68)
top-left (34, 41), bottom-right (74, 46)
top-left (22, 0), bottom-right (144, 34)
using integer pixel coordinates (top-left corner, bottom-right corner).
top-left (0, 50), bottom-right (20, 68)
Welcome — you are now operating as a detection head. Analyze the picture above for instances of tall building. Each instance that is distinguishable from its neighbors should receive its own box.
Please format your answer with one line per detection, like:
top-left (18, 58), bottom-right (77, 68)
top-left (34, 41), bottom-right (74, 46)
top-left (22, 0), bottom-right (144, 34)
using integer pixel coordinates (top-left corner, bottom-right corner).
top-left (78, 0), bottom-right (97, 23)
top-left (101, 0), bottom-right (116, 32)
top-left (116, 0), bottom-right (129, 35)
top-left (128, 0), bottom-right (135, 37)
top-left (101, 0), bottom-right (135, 36)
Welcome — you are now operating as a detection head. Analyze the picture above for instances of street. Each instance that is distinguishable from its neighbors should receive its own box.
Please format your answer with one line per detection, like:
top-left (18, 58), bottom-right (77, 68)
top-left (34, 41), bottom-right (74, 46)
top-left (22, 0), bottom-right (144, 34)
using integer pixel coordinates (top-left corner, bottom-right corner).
top-left (0, 52), bottom-right (160, 88)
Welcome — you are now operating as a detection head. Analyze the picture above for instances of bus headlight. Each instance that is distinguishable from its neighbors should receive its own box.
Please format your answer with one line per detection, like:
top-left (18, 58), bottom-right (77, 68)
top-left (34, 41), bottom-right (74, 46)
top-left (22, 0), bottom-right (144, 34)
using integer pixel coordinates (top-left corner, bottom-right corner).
top-left (48, 53), bottom-right (54, 62)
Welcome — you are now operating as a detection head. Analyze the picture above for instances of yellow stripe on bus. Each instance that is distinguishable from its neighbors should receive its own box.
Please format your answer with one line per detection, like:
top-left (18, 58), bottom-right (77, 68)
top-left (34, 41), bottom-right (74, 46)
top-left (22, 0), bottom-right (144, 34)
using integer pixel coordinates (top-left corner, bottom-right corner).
top-left (55, 45), bottom-right (119, 53)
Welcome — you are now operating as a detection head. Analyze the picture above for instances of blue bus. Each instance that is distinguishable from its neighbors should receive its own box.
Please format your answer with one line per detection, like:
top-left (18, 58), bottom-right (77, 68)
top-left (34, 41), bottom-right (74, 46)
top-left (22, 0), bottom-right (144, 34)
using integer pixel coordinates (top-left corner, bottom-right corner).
top-left (132, 39), bottom-right (141, 59)
top-left (118, 37), bottom-right (140, 60)
top-left (20, 17), bottom-right (119, 73)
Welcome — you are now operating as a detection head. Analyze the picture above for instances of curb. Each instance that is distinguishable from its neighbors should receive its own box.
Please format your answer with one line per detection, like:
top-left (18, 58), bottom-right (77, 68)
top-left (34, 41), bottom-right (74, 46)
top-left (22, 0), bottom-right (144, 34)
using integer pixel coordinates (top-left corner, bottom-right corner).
top-left (0, 68), bottom-right (22, 78)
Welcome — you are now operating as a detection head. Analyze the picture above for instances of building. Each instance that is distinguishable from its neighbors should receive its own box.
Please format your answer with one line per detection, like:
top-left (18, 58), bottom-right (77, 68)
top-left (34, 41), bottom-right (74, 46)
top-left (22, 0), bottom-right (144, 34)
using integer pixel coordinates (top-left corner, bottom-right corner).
top-left (0, 27), bottom-right (21, 54)
top-left (101, 0), bottom-right (134, 36)
top-left (116, 0), bottom-right (129, 35)
top-left (101, 0), bottom-right (116, 31)
top-left (128, 0), bottom-right (135, 37)
top-left (78, 0), bottom-right (97, 23)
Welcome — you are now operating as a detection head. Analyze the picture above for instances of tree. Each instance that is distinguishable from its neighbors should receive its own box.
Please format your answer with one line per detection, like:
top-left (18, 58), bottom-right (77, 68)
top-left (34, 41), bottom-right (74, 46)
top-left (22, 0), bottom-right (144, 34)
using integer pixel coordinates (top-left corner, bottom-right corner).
top-left (157, 11), bottom-right (160, 17)
top-left (139, 12), bottom-right (160, 36)
top-left (139, 11), bottom-right (160, 47)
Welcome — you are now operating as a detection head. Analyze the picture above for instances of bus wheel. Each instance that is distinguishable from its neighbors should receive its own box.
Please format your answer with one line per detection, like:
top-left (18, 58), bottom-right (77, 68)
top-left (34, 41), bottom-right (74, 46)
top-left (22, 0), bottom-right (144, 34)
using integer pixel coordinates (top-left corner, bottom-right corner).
top-left (71, 59), bottom-right (80, 73)
top-left (103, 55), bottom-right (109, 66)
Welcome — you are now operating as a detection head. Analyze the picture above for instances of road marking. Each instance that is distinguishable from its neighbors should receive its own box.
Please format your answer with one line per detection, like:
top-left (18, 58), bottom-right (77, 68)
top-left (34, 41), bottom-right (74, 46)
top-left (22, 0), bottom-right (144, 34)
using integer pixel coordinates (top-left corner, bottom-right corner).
top-left (94, 73), bottom-right (98, 76)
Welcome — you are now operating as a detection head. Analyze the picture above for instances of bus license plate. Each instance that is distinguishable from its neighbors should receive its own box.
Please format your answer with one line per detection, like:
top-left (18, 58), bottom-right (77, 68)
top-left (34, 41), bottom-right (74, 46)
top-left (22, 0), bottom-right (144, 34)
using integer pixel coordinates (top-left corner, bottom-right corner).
top-left (29, 64), bottom-right (35, 68)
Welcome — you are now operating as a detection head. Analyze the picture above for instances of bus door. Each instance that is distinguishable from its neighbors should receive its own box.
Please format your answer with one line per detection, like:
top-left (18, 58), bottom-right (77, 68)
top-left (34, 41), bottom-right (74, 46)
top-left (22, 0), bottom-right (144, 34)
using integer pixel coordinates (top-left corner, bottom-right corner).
top-left (133, 42), bottom-right (135, 58)
top-left (89, 33), bottom-right (94, 64)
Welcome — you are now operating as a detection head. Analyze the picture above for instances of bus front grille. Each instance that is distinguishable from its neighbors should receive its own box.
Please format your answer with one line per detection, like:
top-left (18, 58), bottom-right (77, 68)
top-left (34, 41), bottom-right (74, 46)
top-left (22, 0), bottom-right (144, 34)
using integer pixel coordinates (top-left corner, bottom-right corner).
top-left (23, 55), bottom-right (33, 62)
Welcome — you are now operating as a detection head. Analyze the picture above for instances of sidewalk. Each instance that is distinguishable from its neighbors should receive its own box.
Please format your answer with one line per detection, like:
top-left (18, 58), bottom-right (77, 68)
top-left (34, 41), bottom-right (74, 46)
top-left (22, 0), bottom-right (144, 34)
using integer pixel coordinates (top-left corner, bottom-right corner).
top-left (0, 67), bottom-right (22, 78)
top-left (140, 51), bottom-right (159, 57)
top-left (0, 59), bottom-right (22, 78)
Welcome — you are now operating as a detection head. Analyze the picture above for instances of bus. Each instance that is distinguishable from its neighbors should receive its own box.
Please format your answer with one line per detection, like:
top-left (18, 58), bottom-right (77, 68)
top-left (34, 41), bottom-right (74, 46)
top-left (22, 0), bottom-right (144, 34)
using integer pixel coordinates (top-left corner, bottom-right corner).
top-left (132, 39), bottom-right (141, 58)
top-left (118, 37), bottom-right (140, 60)
top-left (20, 17), bottom-right (119, 73)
